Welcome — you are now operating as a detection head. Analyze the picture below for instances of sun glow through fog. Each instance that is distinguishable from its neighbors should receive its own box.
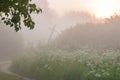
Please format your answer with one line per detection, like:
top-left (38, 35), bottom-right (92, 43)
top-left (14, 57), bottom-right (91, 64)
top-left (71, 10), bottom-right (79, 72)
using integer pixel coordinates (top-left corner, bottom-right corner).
top-left (47, 0), bottom-right (120, 18)
top-left (91, 0), bottom-right (120, 18)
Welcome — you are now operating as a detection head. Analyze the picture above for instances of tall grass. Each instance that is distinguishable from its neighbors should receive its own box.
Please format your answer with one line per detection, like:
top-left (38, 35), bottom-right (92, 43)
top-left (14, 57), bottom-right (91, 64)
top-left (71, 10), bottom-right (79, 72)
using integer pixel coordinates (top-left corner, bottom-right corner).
top-left (11, 49), bottom-right (120, 80)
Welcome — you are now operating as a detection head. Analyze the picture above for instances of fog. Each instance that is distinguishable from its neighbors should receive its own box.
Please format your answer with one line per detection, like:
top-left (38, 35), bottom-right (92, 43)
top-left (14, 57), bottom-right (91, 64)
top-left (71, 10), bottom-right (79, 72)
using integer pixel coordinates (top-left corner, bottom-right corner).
top-left (21, 0), bottom-right (100, 46)
top-left (1, 0), bottom-right (120, 79)
top-left (1, 0), bottom-right (120, 51)
top-left (0, 23), bottom-right (24, 60)
top-left (1, 0), bottom-right (120, 50)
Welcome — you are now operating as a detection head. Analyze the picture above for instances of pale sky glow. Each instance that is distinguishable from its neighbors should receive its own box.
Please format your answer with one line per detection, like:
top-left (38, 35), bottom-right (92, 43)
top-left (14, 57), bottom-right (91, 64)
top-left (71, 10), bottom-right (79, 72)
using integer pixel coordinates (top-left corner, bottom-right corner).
top-left (47, 0), bottom-right (89, 15)
top-left (47, 0), bottom-right (120, 18)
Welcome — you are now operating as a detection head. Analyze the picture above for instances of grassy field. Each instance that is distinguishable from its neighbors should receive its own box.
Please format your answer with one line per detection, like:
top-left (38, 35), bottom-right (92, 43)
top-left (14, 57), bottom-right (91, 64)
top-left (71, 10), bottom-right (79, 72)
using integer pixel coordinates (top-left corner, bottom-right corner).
top-left (11, 49), bottom-right (120, 80)
top-left (0, 71), bottom-right (23, 80)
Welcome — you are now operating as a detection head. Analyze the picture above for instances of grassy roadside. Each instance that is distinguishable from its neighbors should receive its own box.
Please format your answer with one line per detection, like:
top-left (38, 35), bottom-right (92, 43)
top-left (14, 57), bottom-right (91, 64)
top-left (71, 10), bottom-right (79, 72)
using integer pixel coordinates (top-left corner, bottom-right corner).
top-left (0, 71), bottom-right (23, 80)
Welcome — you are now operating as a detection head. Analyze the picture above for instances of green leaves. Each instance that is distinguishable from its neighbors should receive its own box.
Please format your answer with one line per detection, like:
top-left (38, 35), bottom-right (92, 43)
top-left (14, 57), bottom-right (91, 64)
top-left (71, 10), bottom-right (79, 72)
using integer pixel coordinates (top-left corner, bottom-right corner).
top-left (23, 17), bottom-right (35, 30)
top-left (11, 13), bottom-right (21, 24)
top-left (0, 0), bottom-right (42, 31)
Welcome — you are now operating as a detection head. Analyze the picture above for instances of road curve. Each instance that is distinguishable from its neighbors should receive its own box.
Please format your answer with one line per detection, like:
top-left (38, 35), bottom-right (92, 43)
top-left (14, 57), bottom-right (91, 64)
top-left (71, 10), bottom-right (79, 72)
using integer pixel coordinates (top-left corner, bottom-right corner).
top-left (0, 61), bottom-right (34, 80)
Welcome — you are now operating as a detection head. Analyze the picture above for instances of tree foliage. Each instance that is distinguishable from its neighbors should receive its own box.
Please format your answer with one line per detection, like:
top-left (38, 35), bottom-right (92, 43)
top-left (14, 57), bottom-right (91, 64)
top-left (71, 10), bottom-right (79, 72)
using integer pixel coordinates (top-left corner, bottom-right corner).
top-left (53, 19), bottom-right (120, 51)
top-left (0, 0), bottom-right (42, 31)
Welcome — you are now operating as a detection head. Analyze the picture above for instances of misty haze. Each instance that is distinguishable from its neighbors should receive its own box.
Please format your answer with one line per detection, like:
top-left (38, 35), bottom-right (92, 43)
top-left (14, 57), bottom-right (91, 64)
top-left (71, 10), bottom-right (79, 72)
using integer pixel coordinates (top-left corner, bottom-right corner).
top-left (0, 0), bottom-right (120, 80)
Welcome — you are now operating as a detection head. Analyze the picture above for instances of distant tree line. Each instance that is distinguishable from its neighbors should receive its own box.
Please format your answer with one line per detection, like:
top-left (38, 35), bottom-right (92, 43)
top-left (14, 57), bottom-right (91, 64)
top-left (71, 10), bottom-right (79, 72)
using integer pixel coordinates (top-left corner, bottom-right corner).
top-left (52, 15), bottom-right (120, 51)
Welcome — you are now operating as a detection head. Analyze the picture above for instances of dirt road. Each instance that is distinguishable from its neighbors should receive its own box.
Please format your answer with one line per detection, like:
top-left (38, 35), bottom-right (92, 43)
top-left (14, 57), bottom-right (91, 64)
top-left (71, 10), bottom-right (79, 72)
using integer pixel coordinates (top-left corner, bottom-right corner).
top-left (0, 61), bottom-right (34, 80)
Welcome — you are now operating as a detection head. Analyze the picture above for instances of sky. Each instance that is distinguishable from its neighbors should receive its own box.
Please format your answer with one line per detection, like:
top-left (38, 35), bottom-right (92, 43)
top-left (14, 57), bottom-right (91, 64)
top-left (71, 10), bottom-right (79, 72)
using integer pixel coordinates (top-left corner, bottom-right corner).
top-left (47, 0), bottom-right (120, 18)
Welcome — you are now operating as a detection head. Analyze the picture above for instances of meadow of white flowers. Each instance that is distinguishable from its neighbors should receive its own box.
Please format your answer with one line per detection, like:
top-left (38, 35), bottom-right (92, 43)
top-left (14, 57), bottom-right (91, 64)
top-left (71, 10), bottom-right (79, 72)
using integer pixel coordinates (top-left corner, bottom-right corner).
top-left (11, 49), bottom-right (120, 80)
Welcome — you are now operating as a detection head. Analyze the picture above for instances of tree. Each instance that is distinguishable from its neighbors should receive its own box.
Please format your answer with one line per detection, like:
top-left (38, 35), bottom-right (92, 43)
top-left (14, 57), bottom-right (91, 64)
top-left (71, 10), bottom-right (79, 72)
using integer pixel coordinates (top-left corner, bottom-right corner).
top-left (0, 0), bottom-right (42, 31)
